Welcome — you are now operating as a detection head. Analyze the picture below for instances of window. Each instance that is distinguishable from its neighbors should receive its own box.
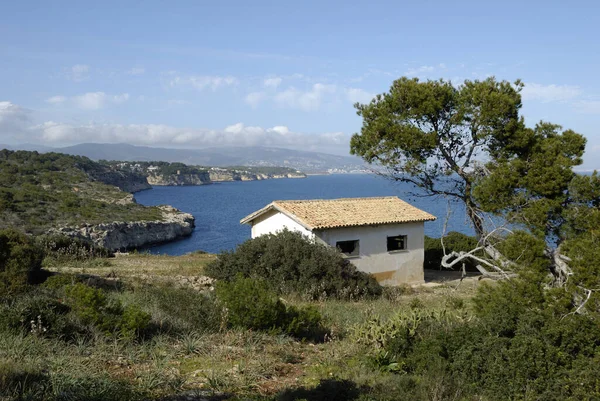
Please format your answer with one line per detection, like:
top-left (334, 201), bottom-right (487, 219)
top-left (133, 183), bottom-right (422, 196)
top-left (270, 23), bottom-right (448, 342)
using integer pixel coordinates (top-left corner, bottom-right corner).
top-left (336, 240), bottom-right (359, 257)
top-left (387, 235), bottom-right (407, 252)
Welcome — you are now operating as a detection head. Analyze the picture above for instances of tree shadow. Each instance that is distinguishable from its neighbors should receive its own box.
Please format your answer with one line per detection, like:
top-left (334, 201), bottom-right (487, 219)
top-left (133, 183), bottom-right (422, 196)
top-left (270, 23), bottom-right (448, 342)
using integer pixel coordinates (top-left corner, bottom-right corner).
top-left (276, 379), bottom-right (365, 401)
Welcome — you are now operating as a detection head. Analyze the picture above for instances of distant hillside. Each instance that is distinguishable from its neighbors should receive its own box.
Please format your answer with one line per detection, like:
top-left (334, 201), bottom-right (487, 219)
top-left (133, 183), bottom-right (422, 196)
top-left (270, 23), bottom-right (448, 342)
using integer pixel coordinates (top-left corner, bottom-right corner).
top-left (0, 150), bottom-right (162, 234)
top-left (4, 143), bottom-right (367, 173)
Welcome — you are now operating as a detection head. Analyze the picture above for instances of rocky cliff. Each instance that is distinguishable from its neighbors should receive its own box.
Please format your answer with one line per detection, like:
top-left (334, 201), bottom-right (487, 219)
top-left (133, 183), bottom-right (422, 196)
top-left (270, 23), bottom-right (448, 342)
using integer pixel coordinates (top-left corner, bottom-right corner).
top-left (147, 172), bottom-right (211, 186)
top-left (90, 170), bottom-right (152, 193)
top-left (143, 170), bottom-right (306, 186)
top-left (48, 205), bottom-right (195, 251)
top-left (208, 170), bottom-right (306, 182)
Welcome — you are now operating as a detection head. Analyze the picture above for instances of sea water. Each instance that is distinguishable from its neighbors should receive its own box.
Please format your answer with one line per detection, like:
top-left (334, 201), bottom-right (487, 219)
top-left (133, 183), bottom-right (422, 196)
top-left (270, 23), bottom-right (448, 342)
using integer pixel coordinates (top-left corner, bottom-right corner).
top-left (134, 174), bottom-right (475, 255)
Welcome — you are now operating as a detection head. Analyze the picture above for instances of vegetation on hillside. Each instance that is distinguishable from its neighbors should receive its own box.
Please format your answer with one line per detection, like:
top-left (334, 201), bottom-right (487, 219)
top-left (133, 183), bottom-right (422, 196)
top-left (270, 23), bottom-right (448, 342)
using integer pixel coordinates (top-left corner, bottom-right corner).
top-left (106, 160), bottom-right (304, 177)
top-left (225, 166), bottom-right (304, 175)
top-left (0, 150), bottom-right (165, 233)
top-left (106, 160), bottom-right (209, 176)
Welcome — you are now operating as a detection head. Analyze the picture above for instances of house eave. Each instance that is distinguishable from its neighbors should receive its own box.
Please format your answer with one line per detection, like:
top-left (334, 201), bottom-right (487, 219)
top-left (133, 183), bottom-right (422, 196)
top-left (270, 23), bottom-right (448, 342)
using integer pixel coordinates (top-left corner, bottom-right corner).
top-left (240, 205), bottom-right (315, 232)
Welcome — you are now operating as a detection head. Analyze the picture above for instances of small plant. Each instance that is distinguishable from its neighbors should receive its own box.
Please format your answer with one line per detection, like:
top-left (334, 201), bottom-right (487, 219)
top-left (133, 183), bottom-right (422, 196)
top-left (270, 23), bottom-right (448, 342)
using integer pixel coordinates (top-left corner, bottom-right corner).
top-left (37, 234), bottom-right (112, 264)
top-left (215, 276), bottom-right (287, 332)
top-left (216, 276), bottom-right (327, 341)
top-left (0, 228), bottom-right (45, 296)
top-left (63, 283), bottom-right (150, 338)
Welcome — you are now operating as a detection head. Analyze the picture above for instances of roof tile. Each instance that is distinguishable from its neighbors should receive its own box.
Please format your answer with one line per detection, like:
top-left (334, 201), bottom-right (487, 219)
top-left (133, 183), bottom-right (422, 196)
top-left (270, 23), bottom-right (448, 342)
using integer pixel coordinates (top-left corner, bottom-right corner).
top-left (241, 196), bottom-right (436, 229)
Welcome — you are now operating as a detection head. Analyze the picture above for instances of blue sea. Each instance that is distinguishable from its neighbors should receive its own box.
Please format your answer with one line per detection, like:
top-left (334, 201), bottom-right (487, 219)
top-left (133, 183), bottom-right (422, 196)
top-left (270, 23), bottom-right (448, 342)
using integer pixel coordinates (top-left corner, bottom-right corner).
top-left (134, 174), bottom-right (475, 255)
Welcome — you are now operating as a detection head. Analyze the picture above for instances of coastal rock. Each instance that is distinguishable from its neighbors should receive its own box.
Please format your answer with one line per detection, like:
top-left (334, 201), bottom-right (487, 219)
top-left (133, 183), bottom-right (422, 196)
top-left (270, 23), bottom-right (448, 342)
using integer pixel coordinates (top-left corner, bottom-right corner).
top-left (147, 172), bottom-right (211, 186)
top-left (90, 170), bottom-right (152, 193)
top-left (208, 170), bottom-right (240, 182)
top-left (49, 205), bottom-right (195, 251)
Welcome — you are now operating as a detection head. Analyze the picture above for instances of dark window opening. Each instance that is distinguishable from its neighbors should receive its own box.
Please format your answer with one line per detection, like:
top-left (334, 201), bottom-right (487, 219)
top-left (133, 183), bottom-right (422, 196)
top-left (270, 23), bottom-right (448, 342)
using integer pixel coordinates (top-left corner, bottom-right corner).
top-left (336, 240), bottom-right (359, 256)
top-left (387, 235), bottom-right (407, 251)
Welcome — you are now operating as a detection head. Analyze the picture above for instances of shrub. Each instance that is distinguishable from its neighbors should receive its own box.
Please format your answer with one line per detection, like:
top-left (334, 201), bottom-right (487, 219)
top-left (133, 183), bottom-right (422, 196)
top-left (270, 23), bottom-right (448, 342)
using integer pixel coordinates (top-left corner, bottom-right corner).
top-left (215, 276), bottom-right (287, 332)
top-left (0, 229), bottom-right (45, 296)
top-left (206, 229), bottom-right (382, 300)
top-left (130, 285), bottom-right (222, 334)
top-left (284, 304), bottom-right (327, 341)
top-left (37, 234), bottom-right (112, 263)
top-left (42, 273), bottom-right (83, 290)
top-left (216, 276), bottom-right (327, 341)
top-left (424, 231), bottom-right (479, 271)
top-left (0, 291), bottom-right (83, 340)
top-left (64, 283), bottom-right (150, 338)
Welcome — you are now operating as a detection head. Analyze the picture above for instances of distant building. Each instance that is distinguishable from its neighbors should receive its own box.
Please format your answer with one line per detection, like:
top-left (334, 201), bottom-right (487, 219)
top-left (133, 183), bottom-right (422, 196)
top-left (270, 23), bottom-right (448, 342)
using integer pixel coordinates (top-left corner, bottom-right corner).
top-left (240, 197), bottom-right (436, 286)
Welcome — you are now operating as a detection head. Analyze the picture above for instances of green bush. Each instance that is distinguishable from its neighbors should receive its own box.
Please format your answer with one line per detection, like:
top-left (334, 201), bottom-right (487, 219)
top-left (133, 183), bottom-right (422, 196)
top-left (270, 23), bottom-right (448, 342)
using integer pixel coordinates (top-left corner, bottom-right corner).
top-left (0, 228), bottom-right (45, 296)
top-left (37, 234), bottom-right (112, 263)
top-left (424, 231), bottom-right (479, 271)
top-left (355, 274), bottom-right (600, 401)
top-left (64, 283), bottom-right (150, 338)
top-left (130, 285), bottom-right (222, 334)
top-left (206, 229), bottom-right (382, 300)
top-left (0, 291), bottom-right (84, 340)
top-left (284, 304), bottom-right (327, 341)
top-left (215, 277), bottom-right (287, 332)
top-left (215, 276), bottom-right (327, 341)
top-left (42, 273), bottom-right (83, 290)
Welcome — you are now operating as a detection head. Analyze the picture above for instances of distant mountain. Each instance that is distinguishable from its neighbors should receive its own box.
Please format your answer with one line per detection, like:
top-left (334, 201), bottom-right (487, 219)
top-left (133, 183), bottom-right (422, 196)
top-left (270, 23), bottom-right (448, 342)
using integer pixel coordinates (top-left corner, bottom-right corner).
top-left (7, 143), bottom-right (366, 173)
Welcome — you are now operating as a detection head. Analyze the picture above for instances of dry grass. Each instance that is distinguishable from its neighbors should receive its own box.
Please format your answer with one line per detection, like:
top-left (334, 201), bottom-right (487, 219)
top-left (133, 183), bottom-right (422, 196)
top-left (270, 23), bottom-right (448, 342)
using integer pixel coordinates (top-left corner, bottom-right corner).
top-left (6, 254), bottom-right (490, 400)
top-left (48, 252), bottom-right (217, 277)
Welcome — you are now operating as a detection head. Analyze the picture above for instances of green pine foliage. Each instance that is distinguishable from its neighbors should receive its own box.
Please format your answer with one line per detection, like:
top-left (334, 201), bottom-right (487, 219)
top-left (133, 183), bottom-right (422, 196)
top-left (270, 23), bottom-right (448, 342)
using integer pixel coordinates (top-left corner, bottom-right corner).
top-left (205, 229), bottom-right (382, 300)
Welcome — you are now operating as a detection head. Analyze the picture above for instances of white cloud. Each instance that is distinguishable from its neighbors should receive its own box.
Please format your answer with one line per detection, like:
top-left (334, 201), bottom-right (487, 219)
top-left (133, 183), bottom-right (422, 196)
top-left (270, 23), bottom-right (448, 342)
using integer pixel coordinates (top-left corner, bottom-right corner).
top-left (46, 96), bottom-right (67, 104)
top-left (2, 103), bottom-right (348, 155)
top-left (521, 83), bottom-right (582, 103)
top-left (0, 101), bottom-right (31, 130)
top-left (274, 83), bottom-right (337, 111)
top-left (404, 63), bottom-right (446, 77)
top-left (112, 93), bottom-right (130, 104)
top-left (345, 88), bottom-right (375, 104)
top-left (245, 92), bottom-right (267, 108)
top-left (243, 81), bottom-right (374, 111)
top-left (263, 77), bottom-right (282, 88)
top-left (0, 101), bottom-right (350, 152)
top-left (127, 67), bottom-right (145, 75)
top-left (67, 64), bottom-right (90, 82)
top-left (169, 74), bottom-right (238, 91)
top-left (574, 100), bottom-right (600, 114)
top-left (72, 92), bottom-right (130, 110)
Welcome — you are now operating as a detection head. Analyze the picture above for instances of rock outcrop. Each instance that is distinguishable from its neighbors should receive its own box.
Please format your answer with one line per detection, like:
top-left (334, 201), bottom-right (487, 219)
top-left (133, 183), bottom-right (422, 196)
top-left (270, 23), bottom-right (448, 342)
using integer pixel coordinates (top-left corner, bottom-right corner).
top-left (209, 170), bottom-right (306, 182)
top-left (90, 170), bottom-right (152, 193)
top-left (49, 205), bottom-right (195, 251)
top-left (145, 170), bottom-right (306, 186)
top-left (147, 172), bottom-right (211, 186)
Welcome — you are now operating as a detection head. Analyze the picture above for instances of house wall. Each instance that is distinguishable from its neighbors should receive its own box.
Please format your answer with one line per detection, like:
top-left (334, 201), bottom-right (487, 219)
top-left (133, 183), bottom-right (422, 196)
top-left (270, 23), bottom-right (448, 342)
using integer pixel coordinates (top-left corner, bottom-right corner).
top-left (250, 210), bottom-right (315, 239)
top-left (315, 222), bottom-right (425, 286)
top-left (249, 212), bottom-right (425, 286)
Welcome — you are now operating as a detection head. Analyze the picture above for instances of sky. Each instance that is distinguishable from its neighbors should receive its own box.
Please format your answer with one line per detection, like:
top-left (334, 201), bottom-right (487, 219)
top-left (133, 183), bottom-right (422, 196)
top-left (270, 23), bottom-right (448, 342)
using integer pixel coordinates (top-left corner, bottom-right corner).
top-left (1, 0), bottom-right (599, 168)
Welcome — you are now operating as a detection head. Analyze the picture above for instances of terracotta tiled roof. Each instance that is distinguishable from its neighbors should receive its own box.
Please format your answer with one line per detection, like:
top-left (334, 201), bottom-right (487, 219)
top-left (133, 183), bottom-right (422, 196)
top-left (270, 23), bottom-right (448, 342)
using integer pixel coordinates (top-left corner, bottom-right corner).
top-left (240, 196), bottom-right (436, 230)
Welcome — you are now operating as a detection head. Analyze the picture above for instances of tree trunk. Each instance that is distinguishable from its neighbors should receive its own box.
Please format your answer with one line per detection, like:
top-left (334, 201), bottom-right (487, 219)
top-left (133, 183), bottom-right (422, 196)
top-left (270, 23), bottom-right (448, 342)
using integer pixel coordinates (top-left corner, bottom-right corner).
top-left (465, 197), bottom-right (485, 240)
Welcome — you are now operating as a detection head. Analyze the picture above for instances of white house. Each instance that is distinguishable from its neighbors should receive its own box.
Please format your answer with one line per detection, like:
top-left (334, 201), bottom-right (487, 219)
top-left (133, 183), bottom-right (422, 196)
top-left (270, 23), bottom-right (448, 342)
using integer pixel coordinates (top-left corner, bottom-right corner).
top-left (240, 196), bottom-right (436, 286)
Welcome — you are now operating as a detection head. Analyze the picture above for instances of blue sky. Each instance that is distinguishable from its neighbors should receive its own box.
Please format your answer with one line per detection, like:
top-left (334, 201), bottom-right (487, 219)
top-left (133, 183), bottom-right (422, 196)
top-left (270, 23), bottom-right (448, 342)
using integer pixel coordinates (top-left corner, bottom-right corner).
top-left (1, 0), bottom-right (599, 168)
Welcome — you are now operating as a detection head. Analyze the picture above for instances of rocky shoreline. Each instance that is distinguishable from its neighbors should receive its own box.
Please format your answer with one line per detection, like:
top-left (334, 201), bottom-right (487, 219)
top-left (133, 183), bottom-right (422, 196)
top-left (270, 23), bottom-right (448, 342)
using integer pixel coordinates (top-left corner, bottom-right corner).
top-left (49, 206), bottom-right (195, 251)
top-left (74, 164), bottom-right (305, 251)
top-left (146, 170), bottom-right (305, 187)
